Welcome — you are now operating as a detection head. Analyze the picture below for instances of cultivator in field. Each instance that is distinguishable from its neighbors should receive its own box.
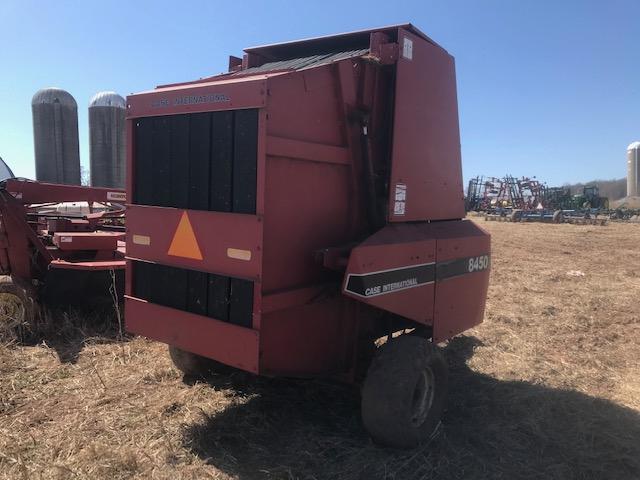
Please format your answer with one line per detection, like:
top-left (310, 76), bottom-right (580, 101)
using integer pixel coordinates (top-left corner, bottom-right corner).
top-left (466, 175), bottom-right (546, 212)
top-left (484, 209), bottom-right (608, 225)
top-left (467, 175), bottom-right (621, 224)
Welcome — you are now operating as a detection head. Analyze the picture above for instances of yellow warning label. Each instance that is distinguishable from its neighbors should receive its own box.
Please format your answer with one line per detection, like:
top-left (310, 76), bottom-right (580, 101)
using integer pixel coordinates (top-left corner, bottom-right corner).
top-left (167, 212), bottom-right (203, 260)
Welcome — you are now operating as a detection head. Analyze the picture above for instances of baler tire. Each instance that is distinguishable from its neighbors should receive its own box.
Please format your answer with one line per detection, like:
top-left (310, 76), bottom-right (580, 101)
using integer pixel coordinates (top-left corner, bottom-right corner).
top-left (168, 346), bottom-right (231, 377)
top-left (0, 276), bottom-right (38, 342)
top-left (510, 209), bottom-right (522, 222)
top-left (361, 335), bottom-right (448, 448)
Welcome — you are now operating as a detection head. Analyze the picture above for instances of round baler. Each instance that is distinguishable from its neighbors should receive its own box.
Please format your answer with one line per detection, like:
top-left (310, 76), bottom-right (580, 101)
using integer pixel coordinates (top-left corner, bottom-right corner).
top-left (125, 24), bottom-right (490, 448)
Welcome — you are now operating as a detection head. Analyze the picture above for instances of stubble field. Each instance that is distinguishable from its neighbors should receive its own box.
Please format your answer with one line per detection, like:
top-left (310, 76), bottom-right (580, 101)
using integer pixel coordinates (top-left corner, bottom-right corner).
top-left (1, 220), bottom-right (639, 479)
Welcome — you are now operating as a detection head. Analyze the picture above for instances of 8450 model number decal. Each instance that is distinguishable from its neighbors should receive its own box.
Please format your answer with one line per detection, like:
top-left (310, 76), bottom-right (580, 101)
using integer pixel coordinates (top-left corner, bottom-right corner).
top-left (468, 255), bottom-right (490, 272)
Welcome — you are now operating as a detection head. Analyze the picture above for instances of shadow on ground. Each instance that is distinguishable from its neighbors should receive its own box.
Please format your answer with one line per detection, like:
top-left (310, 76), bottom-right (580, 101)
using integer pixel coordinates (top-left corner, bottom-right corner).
top-left (183, 336), bottom-right (640, 480)
top-left (28, 303), bottom-right (126, 364)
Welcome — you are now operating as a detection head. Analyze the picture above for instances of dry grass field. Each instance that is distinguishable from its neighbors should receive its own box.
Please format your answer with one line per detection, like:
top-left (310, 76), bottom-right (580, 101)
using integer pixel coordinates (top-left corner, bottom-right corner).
top-left (1, 220), bottom-right (639, 480)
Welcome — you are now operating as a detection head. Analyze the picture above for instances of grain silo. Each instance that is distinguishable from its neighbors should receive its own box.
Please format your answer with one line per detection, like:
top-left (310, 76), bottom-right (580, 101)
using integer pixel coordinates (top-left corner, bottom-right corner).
top-left (627, 141), bottom-right (640, 197)
top-left (32, 87), bottom-right (81, 185)
top-left (89, 91), bottom-right (126, 188)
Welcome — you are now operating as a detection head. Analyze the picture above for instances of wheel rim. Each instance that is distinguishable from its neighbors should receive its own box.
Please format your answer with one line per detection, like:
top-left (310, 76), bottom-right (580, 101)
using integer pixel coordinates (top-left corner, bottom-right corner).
top-left (410, 367), bottom-right (435, 427)
top-left (0, 292), bottom-right (26, 335)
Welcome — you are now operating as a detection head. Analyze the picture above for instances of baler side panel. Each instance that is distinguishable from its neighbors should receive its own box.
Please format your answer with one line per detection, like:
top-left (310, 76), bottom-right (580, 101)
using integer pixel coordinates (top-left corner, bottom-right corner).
top-left (432, 221), bottom-right (491, 342)
top-left (342, 224), bottom-right (437, 324)
top-left (266, 68), bottom-right (345, 146)
top-left (262, 68), bottom-right (354, 293)
top-left (259, 297), bottom-right (357, 377)
top-left (388, 28), bottom-right (465, 222)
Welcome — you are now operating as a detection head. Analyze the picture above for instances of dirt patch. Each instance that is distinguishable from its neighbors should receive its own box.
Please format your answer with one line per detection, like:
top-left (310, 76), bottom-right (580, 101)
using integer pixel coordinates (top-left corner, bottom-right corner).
top-left (1, 221), bottom-right (639, 479)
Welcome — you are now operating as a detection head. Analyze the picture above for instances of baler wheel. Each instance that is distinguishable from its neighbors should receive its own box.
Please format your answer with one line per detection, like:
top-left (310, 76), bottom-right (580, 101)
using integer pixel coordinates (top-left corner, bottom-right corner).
top-left (553, 210), bottom-right (564, 223)
top-left (0, 276), bottom-right (37, 342)
top-left (168, 346), bottom-right (231, 377)
top-left (361, 335), bottom-right (448, 448)
top-left (510, 209), bottom-right (523, 222)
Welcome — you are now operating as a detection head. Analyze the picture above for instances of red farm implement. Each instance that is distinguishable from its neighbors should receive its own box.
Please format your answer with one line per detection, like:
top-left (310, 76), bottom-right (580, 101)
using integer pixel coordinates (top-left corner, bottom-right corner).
top-left (0, 178), bottom-right (125, 337)
top-left (125, 24), bottom-right (491, 448)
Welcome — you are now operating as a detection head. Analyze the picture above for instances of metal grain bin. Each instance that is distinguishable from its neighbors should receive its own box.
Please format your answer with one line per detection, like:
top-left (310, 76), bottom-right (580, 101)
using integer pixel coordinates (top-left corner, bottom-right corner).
top-left (89, 91), bottom-right (126, 188)
top-left (628, 141), bottom-right (640, 197)
top-left (32, 88), bottom-right (81, 185)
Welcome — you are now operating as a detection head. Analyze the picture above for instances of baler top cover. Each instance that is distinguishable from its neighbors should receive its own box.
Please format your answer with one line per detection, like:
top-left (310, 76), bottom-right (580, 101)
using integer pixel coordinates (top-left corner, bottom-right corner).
top-left (127, 23), bottom-right (464, 224)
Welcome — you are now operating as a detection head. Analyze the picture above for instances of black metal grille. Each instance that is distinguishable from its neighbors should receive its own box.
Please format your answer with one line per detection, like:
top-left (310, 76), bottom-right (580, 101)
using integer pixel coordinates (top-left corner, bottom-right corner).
top-left (133, 109), bottom-right (258, 214)
top-left (132, 261), bottom-right (254, 328)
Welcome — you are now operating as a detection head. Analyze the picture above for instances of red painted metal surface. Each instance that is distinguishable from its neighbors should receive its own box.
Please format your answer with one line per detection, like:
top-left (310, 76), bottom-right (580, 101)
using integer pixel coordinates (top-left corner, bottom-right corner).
top-left (343, 220), bottom-right (490, 339)
top-left (126, 296), bottom-right (260, 373)
top-left (431, 221), bottom-right (491, 342)
top-left (0, 178), bottom-right (125, 302)
top-left (388, 28), bottom-right (465, 222)
top-left (343, 224), bottom-right (437, 324)
top-left (52, 231), bottom-right (123, 251)
top-left (4, 178), bottom-right (126, 204)
top-left (259, 296), bottom-right (358, 378)
top-left (127, 76), bottom-right (269, 119)
top-left (50, 259), bottom-right (126, 270)
top-left (126, 205), bottom-right (262, 280)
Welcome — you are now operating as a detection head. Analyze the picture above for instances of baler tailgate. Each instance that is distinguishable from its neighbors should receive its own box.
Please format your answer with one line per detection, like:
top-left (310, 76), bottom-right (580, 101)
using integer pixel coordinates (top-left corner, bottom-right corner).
top-left (126, 296), bottom-right (259, 373)
top-left (126, 205), bottom-right (262, 280)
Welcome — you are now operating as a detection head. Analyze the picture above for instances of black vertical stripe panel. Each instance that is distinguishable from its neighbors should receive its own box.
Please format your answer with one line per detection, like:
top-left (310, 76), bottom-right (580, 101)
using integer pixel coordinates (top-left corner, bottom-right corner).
top-left (210, 111), bottom-right (233, 212)
top-left (133, 110), bottom-right (257, 214)
top-left (132, 261), bottom-right (253, 328)
top-left (134, 119), bottom-right (153, 205)
top-left (133, 260), bottom-right (153, 301)
top-left (187, 270), bottom-right (208, 316)
top-left (188, 113), bottom-right (211, 211)
top-left (232, 109), bottom-right (258, 214)
top-left (169, 115), bottom-right (190, 209)
top-left (229, 278), bottom-right (254, 327)
top-left (207, 274), bottom-right (230, 321)
top-left (151, 117), bottom-right (171, 207)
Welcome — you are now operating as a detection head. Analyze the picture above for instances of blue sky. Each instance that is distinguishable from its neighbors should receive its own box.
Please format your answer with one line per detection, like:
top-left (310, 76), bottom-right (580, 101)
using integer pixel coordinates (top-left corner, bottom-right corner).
top-left (0, 0), bottom-right (638, 186)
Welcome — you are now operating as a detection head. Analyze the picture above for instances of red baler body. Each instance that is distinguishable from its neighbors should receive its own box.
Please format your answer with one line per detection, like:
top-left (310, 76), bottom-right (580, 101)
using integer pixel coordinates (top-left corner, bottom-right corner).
top-left (125, 24), bottom-right (490, 380)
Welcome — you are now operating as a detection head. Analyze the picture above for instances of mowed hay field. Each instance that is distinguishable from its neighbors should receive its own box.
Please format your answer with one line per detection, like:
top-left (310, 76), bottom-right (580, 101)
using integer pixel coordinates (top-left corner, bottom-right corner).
top-left (1, 220), bottom-right (640, 480)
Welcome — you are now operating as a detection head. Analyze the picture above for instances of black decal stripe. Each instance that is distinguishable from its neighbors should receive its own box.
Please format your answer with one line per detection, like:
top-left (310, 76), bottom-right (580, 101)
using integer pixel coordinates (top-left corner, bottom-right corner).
top-left (345, 264), bottom-right (435, 298)
top-left (436, 255), bottom-right (491, 282)
top-left (344, 254), bottom-right (491, 298)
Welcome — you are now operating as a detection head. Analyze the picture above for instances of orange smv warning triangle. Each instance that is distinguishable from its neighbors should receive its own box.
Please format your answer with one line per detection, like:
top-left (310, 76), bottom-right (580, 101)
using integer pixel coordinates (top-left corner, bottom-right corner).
top-left (167, 212), bottom-right (203, 260)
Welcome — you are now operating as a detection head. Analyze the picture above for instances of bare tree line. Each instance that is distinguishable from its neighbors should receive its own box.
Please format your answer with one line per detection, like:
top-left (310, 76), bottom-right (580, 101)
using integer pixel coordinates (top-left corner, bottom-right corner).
top-left (564, 178), bottom-right (626, 200)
